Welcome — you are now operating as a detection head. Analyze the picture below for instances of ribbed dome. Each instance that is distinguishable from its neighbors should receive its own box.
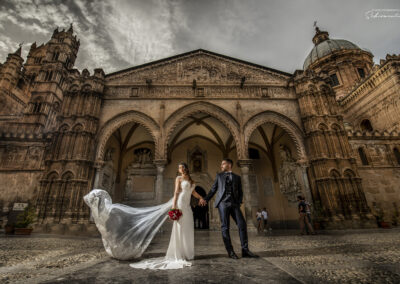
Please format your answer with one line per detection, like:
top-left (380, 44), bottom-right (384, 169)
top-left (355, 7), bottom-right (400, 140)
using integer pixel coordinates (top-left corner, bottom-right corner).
top-left (303, 39), bottom-right (361, 70)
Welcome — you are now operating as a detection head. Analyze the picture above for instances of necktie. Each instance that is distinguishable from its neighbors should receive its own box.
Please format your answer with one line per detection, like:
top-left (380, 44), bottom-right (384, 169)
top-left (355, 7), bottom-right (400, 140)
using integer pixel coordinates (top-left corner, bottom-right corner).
top-left (225, 172), bottom-right (231, 183)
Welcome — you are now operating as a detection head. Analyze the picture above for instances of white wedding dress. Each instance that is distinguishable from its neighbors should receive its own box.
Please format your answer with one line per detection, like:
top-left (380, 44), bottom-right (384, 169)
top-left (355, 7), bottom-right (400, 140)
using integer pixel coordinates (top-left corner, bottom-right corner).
top-left (83, 179), bottom-right (195, 270)
top-left (130, 179), bottom-right (195, 269)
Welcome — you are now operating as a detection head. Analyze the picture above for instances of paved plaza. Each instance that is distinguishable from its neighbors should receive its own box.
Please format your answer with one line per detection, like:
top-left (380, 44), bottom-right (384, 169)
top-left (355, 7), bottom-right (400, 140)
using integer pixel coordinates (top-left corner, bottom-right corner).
top-left (0, 228), bottom-right (400, 283)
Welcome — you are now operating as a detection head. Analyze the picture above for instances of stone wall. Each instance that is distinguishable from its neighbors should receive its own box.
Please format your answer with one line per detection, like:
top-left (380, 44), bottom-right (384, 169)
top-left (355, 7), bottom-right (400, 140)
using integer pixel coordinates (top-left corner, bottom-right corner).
top-left (359, 168), bottom-right (400, 223)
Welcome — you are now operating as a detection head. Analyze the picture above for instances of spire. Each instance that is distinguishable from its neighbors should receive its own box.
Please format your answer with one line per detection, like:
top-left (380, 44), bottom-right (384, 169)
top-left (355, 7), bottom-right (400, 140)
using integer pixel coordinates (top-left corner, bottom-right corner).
top-left (68, 23), bottom-right (73, 33)
top-left (14, 43), bottom-right (22, 56)
top-left (312, 22), bottom-right (329, 45)
top-left (30, 41), bottom-right (37, 50)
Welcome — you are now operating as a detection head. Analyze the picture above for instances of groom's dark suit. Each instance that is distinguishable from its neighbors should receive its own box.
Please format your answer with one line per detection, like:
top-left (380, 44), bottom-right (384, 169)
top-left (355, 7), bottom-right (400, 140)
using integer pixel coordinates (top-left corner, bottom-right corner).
top-left (204, 171), bottom-right (248, 253)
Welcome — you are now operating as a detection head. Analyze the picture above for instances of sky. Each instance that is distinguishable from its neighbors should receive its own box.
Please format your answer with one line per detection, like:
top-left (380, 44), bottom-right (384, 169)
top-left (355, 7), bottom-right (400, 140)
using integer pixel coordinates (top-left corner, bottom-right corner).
top-left (0, 0), bottom-right (399, 74)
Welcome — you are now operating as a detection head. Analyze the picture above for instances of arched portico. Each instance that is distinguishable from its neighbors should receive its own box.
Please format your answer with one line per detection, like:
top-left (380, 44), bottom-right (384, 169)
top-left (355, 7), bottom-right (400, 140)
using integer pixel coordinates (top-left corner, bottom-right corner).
top-left (242, 111), bottom-right (312, 229)
top-left (95, 110), bottom-right (160, 163)
top-left (93, 111), bottom-right (164, 204)
top-left (243, 111), bottom-right (307, 161)
top-left (163, 101), bottom-right (243, 160)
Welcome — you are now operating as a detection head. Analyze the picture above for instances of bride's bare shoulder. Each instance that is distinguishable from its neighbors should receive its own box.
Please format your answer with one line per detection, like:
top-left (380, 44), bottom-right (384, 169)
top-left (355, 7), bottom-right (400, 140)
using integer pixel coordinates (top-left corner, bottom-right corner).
top-left (175, 176), bottom-right (182, 181)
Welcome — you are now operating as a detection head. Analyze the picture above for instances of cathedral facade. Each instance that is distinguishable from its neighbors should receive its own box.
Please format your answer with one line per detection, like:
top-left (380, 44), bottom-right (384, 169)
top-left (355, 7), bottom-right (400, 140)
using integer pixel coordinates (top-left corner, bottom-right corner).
top-left (1, 25), bottom-right (399, 233)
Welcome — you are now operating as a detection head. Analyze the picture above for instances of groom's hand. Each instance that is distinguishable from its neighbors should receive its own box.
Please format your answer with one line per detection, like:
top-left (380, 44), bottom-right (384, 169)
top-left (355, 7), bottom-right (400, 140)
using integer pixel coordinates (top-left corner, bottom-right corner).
top-left (199, 198), bottom-right (207, 206)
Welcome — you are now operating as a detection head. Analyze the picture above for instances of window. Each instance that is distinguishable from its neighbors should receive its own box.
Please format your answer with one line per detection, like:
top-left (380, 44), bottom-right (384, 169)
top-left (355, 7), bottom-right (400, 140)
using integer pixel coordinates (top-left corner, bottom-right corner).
top-left (33, 102), bottom-right (42, 113)
top-left (357, 68), bottom-right (365, 78)
top-left (52, 51), bottom-right (60, 61)
top-left (45, 71), bottom-right (53, 81)
top-left (329, 73), bottom-right (340, 87)
top-left (394, 148), bottom-right (400, 165)
top-left (248, 148), bottom-right (260, 159)
top-left (358, 147), bottom-right (369, 165)
top-left (360, 119), bottom-right (373, 132)
top-left (17, 78), bottom-right (24, 89)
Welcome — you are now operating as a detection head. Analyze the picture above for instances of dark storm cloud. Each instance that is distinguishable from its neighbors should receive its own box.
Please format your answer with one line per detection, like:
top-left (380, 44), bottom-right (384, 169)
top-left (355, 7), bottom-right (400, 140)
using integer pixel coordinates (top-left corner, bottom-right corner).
top-left (0, 0), bottom-right (399, 74)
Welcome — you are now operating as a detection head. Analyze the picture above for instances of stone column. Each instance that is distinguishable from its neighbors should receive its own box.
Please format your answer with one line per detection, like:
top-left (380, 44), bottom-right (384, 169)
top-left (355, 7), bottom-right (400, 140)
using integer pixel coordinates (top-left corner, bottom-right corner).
top-left (154, 159), bottom-right (167, 204)
top-left (298, 161), bottom-right (313, 207)
top-left (93, 160), bottom-right (105, 189)
top-left (237, 159), bottom-right (258, 231)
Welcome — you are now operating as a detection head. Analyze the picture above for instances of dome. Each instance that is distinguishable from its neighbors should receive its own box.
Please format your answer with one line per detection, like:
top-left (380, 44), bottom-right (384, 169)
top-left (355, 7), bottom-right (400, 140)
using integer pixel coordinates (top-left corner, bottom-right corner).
top-left (303, 39), bottom-right (361, 70)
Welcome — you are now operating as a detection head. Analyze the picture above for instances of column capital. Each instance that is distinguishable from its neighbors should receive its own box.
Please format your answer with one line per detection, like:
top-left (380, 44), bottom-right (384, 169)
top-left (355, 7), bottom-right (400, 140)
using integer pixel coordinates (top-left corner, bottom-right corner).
top-left (237, 159), bottom-right (253, 167)
top-left (94, 160), bottom-right (105, 169)
top-left (296, 158), bottom-right (309, 167)
top-left (153, 159), bottom-right (168, 167)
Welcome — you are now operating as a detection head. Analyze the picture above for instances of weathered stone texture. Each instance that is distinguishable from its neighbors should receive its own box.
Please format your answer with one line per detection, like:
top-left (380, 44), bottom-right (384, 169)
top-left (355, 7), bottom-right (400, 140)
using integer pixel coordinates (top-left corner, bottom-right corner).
top-left (0, 25), bottom-right (399, 232)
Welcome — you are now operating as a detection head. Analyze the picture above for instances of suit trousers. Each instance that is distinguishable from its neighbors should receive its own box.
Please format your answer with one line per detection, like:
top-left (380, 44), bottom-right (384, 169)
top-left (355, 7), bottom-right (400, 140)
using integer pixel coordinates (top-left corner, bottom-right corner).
top-left (217, 201), bottom-right (248, 252)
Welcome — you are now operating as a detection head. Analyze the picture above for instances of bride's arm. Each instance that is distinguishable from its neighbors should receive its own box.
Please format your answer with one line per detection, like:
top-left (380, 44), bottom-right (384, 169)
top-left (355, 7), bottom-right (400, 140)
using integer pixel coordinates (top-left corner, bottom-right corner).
top-left (172, 176), bottom-right (181, 208)
top-left (191, 184), bottom-right (203, 199)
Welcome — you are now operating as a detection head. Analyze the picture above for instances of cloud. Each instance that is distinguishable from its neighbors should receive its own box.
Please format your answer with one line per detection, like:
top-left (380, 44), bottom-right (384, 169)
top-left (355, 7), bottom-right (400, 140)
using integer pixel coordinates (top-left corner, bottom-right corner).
top-left (0, 0), bottom-right (186, 73)
top-left (0, 0), bottom-right (399, 74)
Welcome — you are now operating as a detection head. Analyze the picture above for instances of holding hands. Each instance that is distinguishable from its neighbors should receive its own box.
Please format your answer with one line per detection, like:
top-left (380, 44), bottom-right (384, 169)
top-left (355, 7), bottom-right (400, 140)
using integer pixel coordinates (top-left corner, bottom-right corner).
top-left (199, 198), bottom-right (207, 207)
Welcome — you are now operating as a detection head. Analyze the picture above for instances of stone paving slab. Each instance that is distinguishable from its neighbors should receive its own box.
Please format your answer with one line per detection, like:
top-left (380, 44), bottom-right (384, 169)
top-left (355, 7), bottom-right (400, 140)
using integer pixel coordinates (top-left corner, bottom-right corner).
top-left (0, 229), bottom-right (399, 283)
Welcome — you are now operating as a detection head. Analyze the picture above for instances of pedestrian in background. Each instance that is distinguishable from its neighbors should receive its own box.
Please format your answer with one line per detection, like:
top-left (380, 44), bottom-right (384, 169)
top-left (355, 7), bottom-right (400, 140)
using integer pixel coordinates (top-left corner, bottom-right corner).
top-left (261, 207), bottom-right (268, 232)
top-left (303, 197), bottom-right (314, 234)
top-left (256, 209), bottom-right (262, 233)
top-left (297, 195), bottom-right (315, 235)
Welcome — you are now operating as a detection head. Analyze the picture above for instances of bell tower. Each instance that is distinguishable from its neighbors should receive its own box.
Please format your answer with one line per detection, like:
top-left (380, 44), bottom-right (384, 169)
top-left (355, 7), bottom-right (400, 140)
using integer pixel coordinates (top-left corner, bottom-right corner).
top-left (294, 69), bottom-right (375, 228)
top-left (21, 24), bottom-right (80, 132)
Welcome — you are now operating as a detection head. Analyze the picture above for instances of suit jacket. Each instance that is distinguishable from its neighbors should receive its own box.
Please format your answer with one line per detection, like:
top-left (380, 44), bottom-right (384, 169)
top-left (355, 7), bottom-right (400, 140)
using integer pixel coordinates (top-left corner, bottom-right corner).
top-left (204, 172), bottom-right (243, 208)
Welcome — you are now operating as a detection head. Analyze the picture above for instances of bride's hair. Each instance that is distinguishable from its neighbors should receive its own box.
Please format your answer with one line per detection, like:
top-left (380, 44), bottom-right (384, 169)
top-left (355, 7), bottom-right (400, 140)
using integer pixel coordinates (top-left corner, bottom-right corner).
top-left (179, 162), bottom-right (194, 185)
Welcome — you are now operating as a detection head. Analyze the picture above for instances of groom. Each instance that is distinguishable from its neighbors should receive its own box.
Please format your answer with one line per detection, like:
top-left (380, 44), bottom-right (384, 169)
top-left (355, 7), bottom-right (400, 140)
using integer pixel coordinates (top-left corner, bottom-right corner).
top-left (199, 158), bottom-right (259, 259)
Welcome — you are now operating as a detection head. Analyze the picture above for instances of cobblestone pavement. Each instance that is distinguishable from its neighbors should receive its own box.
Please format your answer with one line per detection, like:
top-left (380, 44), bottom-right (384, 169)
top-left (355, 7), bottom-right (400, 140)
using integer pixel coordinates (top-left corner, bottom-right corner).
top-left (0, 228), bottom-right (399, 283)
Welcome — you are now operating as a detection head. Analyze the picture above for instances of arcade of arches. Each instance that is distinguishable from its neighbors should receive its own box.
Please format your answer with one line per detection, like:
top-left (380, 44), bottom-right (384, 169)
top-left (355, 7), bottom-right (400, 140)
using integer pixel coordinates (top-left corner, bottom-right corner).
top-left (3, 28), bottom-right (400, 233)
top-left (97, 110), bottom-right (309, 230)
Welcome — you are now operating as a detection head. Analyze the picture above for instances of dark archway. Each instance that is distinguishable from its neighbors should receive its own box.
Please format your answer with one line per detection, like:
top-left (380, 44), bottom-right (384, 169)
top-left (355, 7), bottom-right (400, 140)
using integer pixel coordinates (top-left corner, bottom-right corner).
top-left (191, 186), bottom-right (209, 229)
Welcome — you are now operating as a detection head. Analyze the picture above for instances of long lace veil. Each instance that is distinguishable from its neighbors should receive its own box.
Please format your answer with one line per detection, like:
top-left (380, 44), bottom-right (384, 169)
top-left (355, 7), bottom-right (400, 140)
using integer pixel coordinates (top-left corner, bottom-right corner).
top-left (83, 189), bottom-right (173, 260)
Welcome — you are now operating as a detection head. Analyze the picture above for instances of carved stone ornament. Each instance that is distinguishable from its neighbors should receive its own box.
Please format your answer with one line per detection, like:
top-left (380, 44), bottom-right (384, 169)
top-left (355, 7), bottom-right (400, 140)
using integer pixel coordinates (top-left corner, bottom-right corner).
top-left (278, 144), bottom-right (302, 202)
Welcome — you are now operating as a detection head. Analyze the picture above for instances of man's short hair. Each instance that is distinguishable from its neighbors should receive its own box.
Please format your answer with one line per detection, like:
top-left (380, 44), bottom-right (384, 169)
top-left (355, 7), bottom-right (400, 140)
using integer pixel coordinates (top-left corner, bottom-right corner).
top-left (222, 158), bottom-right (233, 166)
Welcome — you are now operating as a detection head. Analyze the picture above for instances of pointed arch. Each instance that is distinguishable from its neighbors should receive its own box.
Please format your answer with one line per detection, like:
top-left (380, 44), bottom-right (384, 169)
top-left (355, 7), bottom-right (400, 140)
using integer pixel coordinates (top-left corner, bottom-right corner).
top-left (163, 101), bottom-right (242, 159)
top-left (243, 111), bottom-right (306, 161)
top-left (95, 110), bottom-right (160, 162)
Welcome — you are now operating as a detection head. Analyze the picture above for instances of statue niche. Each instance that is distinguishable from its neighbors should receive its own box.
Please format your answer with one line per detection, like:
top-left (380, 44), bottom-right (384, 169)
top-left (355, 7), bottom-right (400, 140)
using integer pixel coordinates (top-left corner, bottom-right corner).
top-left (187, 146), bottom-right (207, 173)
top-left (124, 147), bottom-right (156, 205)
top-left (278, 144), bottom-right (302, 203)
top-left (132, 147), bottom-right (153, 167)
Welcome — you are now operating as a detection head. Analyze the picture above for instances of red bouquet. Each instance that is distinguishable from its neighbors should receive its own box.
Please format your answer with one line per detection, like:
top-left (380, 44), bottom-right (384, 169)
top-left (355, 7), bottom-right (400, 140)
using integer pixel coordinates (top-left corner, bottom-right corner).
top-left (168, 208), bottom-right (182, 221)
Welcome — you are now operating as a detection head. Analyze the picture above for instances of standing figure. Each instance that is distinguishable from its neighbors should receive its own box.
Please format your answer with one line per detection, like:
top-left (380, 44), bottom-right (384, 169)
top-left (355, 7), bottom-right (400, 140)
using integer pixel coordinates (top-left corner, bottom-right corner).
top-left (84, 162), bottom-right (204, 270)
top-left (199, 158), bottom-right (259, 259)
top-left (297, 195), bottom-right (315, 235)
top-left (256, 209), bottom-right (262, 233)
top-left (261, 207), bottom-right (268, 231)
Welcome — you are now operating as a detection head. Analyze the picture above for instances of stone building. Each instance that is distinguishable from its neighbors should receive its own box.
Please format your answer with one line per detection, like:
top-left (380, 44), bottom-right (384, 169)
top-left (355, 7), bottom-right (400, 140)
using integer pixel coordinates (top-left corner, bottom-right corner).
top-left (0, 25), bottom-right (399, 233)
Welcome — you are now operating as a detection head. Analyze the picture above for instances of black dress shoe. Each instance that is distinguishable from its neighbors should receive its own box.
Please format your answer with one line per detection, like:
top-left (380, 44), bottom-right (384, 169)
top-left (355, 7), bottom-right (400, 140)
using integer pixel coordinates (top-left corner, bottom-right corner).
top-left (242, 249), bottom-right (259, 258)
top-left (228, 251), bottom-right (239, 259)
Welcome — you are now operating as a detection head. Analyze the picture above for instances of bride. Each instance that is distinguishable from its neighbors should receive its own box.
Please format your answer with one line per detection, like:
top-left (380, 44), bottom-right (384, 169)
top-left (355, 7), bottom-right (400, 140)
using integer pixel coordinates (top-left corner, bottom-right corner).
top-left (83, 162), bottom-right (203, 270)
